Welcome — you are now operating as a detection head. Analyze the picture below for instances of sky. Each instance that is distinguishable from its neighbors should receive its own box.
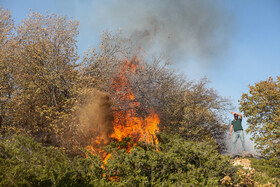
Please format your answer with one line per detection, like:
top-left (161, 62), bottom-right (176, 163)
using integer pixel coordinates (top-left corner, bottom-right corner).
top-left (1, 0), bottom-right (280, 153)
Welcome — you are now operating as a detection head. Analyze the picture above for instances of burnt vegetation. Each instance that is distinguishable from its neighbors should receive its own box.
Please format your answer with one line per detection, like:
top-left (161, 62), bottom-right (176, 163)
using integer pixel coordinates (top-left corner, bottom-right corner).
top-left (0, 8), bottom-right (279, 186)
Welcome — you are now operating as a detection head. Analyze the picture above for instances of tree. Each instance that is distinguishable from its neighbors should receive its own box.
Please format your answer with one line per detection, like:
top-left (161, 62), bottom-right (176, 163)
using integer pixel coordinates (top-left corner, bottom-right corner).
top-left (4, 11), bottom-right (80, 146)
top-left (173, 78), bottom-right (232, 150)
top-left (239, 76), bottom-right (280, 157)
top-left (0, 7), bottom-right (15, 124)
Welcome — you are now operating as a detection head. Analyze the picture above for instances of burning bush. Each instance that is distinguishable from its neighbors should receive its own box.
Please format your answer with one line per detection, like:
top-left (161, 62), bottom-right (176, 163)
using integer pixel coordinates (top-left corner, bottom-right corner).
top-left (85, 57), bottom-right (160, 161)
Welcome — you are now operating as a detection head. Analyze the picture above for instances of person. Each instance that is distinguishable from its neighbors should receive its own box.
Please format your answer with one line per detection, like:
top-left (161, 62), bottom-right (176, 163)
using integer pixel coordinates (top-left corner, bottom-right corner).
top-left (229, 111), bottom-right (246, 156)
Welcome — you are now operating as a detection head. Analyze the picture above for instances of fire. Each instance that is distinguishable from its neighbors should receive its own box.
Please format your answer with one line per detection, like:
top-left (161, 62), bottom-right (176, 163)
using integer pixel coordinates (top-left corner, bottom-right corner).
top-left (110, 58), bottom-right (160, 151)
top-left (86, 56), bottom-right (160, 162)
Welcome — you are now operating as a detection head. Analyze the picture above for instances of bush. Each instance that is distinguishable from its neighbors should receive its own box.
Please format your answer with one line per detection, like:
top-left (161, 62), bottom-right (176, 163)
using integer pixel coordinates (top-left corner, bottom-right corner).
top-left (0, 133), bottom-right (244, 186)
top-left (0, 133), bottom-right (106, 186)
top-left (104, 133), bottom-right (238, 186)
top-left (249, 157), bottom-right (280, 185)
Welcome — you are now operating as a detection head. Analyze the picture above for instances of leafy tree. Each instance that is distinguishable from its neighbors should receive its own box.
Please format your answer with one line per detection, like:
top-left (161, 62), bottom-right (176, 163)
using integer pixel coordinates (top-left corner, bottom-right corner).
top-left (80, 31), bottom-right (130, 91)
top-left (178, 78), bottom-right (232, 150)
top-left (0, 7), bottom-right (15, 125)
top-left (4, 11), bottom-right (80, 146)
top-left (239, 76), bottom-right (280, 157)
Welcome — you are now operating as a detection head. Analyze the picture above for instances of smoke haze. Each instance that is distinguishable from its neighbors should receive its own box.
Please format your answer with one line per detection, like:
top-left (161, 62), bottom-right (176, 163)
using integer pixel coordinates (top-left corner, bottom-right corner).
top-left (103, 0), bottom-right (232, 60)
top-left (58, 0), bottom-right (233, 62)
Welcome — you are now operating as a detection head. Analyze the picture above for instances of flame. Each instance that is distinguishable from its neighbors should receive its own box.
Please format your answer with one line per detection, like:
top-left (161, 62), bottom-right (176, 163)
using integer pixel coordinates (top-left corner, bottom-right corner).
top-left (110, 58), bottom-right (160, 152)
top-left (86, 56), bottom-right (160, 162)
top-left (86, 136), bottom-right (109, 161)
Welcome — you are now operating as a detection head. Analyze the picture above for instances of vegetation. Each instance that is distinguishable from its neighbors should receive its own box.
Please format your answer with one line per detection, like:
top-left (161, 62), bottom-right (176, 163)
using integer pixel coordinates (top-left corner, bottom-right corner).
top-left (0, 133), bottom-right (105, 186)
top-left (104, 133), bottom-right (239, 186)
top-left (0, 133), bottom-right (239, 186)
top-left (239, 77), bottom-right (280, 158)
top-left (0, 8), bottom-right (232, 151)
top-left (0, 7), bottom-right (279, 186)
top-left (250, 157), bottom-right (280, 185)
top-left (2, 133), bottom-right (279, 186)
top-left (0, 9), bottom-right (80, 149)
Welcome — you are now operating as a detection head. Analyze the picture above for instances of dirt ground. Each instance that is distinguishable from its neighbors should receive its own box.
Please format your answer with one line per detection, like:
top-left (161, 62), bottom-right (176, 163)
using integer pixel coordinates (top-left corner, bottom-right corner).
top-left (231, 157), bottom-right (252, 170)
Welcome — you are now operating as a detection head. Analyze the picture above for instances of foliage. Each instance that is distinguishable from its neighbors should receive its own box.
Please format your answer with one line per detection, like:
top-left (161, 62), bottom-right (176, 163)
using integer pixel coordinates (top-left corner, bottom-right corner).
top-left (3, 132), bottom-right (279, 186)
top-left (0, 7), bottom-right (15, 123)
top-left (0, 9), bottom-right (81, 147)
top-left (249, 157), bottom-right (280, 185)
top-left (0, 133), bottom-right (107, 186)
top-left (103, 133), bottom-right (238, 186)
top-left (176, 78), bottom-right (231, 150)
top-left (235, 168), bottom-right (257, 186)
top-left (0, 132), bottom-right (243, 186)
top-left (239, 76), bottom-right (280, 157)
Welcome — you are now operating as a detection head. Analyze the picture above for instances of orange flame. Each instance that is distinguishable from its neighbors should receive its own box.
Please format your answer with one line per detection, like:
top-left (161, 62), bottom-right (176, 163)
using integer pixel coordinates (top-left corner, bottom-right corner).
top-left (110, 58), bottom-right (160, 152)
top-left (86, 56), bottom-right (160, 162)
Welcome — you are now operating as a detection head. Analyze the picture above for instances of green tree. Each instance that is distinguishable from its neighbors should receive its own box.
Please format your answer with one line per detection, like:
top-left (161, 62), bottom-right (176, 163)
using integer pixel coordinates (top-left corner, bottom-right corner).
top-left (239, 76), bottom-right (280, 157)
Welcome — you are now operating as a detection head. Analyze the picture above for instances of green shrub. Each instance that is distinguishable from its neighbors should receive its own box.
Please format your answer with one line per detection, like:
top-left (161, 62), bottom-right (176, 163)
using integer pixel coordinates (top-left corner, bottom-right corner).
top-left (104, 133), bottom-right (238, 186)
top-left (0, 133), bottom-right (242, 186)
top-left (249, 157), bottom-right (280, 185)
top-left (0, 133), bottom-right (106, 186)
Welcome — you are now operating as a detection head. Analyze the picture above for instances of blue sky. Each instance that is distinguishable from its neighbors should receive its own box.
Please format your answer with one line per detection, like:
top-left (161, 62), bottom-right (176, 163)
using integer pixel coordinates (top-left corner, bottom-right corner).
top-left (1, 0), bottom-right (280, 152)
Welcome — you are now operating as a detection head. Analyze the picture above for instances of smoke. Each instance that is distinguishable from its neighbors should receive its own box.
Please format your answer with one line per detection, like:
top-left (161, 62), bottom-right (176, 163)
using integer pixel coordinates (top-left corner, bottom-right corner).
top-left (95, 0), bottom-right (232, 62)
top-left (224, 131), bottom-right (259, 156)
top-left (56, 0), bottom-right (233, 62)
top-left (77, 89), bottom-right (113, 144)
